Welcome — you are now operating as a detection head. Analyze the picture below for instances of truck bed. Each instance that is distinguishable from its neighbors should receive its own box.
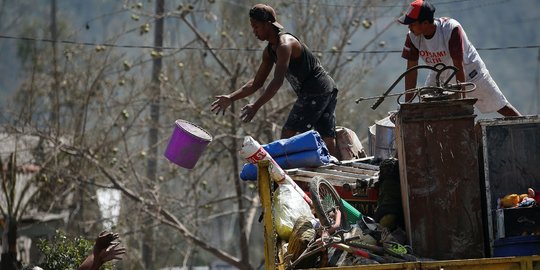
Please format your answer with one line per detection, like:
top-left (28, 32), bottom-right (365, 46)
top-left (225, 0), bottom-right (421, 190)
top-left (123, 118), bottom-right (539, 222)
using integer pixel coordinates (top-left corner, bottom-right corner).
top-left (256, 159), bottom-right (540, 270)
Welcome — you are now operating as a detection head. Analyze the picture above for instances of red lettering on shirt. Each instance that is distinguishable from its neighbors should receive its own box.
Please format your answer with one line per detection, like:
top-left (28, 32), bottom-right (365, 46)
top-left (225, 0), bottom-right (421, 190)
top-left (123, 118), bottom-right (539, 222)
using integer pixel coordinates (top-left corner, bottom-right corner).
top-left (420, 50), bottom-right (446, 63)
top-left (425, 57), bottom-right (443, 64)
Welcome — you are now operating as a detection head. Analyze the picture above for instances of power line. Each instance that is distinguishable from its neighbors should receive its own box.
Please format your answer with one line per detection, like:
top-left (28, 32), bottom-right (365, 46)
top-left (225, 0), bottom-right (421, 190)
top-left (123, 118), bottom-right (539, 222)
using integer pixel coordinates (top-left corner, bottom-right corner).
top-left (215, 0), bottom-right (516, 21)
top-left (218, 0), bottom-right (483, 9)
top-left (1, 34), bottom-right (539, 54)
top-left (247, 0), bottom-right (512, 9)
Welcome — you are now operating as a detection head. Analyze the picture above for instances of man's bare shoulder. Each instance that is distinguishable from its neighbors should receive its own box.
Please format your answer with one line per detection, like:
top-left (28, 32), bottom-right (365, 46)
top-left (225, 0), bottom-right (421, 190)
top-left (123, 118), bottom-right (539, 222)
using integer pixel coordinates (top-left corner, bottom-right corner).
top-left (279, 33), bottom-right (301, 46)
top-left (277, 33), bottom-right (302, 57)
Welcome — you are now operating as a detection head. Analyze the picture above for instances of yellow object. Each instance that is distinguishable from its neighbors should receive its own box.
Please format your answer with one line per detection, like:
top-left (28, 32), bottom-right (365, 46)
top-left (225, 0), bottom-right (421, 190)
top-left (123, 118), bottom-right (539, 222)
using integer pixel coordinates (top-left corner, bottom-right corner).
top-left (257, 160), bottom-right (278, 270)
top-left (501, 194), bottom-right (520, 208)
top-left (320, 256), bottom-right (540, 270)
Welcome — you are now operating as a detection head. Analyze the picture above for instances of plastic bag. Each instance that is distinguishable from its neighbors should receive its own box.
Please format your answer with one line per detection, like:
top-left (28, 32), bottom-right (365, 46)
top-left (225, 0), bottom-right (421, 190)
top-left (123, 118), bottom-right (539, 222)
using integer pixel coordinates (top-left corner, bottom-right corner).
top-left (336, 126), bottom-right (366, 160)
top-left (274, 183), bottom-right (314, 241)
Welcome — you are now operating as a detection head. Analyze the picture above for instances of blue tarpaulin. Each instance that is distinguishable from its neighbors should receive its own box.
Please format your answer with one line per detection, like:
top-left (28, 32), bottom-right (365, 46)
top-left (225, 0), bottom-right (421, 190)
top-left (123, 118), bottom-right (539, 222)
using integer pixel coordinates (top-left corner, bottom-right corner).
top-left (240, 130), bottom-right (330, 181)
top-left (263, 130), bottom-right (328, 157)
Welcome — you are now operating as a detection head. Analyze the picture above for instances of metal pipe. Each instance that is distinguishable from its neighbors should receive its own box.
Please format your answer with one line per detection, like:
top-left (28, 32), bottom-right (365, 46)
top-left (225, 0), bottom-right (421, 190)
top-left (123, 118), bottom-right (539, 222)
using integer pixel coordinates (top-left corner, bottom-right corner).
top-left (358, 63), bottom-right (460, 110)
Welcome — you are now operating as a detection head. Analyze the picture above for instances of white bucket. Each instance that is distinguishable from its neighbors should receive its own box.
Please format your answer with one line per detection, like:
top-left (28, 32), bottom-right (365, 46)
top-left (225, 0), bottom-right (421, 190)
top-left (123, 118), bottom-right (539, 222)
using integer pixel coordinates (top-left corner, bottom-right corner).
top-left (368, 124), bottom-right (376, 157)
top-left (374, 116), bottom-right (396, 160)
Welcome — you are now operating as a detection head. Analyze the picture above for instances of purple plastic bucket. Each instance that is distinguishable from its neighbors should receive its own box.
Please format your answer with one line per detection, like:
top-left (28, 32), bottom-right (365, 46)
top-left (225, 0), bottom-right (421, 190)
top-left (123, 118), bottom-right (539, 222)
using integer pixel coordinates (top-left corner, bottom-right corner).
top-left (164, 119), bottom-right (213, 169)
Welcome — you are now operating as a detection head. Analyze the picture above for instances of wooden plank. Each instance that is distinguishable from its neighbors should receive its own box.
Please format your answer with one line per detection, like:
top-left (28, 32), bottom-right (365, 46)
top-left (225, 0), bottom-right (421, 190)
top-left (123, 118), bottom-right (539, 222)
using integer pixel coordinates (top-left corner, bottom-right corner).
top-left (301, 167), bottom-right (374, 179)
top-left (285, 159), bottom-right (378, 175)
top-left (348, 161), bottom-right (380, 171)
top-left (287, 170), bottom-right (359, 186)
top-left (290, 169), bottom-right (359, 181)
top-left (328, 165), bottom-right (378, 176)
top-left (289, 175), bottom-right (314, 183)
top-left (337, 156), bottom-right (375, 164)
top-left (313, 255), bottom-right (540, 270)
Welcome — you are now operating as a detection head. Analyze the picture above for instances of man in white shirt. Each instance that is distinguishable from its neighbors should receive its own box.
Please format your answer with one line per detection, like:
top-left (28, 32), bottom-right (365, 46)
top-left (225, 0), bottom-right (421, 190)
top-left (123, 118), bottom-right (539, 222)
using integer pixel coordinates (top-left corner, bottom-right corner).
top-left (399, 0), bottom-right (521, 117)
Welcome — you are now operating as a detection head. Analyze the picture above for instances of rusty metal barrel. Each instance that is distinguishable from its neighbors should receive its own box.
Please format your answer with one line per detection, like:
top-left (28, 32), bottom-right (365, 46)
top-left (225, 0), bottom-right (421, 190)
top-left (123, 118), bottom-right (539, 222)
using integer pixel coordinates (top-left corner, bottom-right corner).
top-left (395, 98), bottom-right (485, 260)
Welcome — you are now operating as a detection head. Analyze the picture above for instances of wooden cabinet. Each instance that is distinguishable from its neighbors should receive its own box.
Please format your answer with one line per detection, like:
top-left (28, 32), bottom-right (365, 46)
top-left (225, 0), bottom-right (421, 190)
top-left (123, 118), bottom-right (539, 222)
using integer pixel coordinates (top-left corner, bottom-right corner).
top-left (395, 98), bottom-right (485, 260)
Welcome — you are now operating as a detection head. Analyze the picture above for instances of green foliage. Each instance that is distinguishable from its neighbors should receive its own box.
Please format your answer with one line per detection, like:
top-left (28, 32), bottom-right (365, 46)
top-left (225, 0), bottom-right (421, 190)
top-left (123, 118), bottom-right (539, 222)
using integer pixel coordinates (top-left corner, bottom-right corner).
top-left (37, 230), bottom-right (91, 270)
top-left (36, 230), bottom-right (114, 270)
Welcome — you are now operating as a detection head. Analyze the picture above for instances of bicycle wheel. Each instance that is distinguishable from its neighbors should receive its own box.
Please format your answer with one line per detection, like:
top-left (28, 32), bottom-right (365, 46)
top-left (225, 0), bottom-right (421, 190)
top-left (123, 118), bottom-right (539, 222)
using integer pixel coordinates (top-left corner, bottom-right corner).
top-left (309, 176), bottom-right (349, 231)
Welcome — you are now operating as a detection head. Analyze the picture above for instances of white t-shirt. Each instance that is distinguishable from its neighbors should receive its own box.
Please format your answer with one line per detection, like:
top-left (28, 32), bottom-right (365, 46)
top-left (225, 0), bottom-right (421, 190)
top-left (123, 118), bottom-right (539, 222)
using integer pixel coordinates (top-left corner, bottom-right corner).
top-left (407, 17), bottom-right (486, 85)
top-left (402, 17), bottom-right (508, 113)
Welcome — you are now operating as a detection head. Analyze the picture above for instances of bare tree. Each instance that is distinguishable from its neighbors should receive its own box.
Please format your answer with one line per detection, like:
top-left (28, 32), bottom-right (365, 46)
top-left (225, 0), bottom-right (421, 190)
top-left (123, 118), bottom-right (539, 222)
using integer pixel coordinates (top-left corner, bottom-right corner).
top-left (0, 150), bottom-right (44, 270)
top-left (0, 154), bottom-right (25, 270)
top-left (0, 0), bottom-right (397, 269)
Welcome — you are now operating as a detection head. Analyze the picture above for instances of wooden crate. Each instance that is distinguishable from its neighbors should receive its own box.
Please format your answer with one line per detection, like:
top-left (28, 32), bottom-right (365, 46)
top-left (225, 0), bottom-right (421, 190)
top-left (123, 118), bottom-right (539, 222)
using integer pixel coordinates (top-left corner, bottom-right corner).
top-left (287, 158), bottom-right (380, 217)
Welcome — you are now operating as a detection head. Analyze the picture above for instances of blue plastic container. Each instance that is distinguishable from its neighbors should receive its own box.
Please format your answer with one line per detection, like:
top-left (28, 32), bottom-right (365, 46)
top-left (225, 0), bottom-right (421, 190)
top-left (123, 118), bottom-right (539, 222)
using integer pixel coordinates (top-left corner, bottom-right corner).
top-left (493, 235), bottom-right (540, 257)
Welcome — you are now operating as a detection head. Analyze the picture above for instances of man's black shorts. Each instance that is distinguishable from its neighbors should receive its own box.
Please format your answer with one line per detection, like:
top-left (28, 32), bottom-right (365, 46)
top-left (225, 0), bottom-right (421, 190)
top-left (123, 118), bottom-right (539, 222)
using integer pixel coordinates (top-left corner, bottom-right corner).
top-left (283, 89), bottom-right (338, 138)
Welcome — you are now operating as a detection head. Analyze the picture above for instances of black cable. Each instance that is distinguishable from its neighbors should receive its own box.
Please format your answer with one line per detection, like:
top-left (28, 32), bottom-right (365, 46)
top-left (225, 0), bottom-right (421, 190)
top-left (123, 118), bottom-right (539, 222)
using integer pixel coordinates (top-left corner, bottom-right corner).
top-left (0, 34), bottom-right (538, 54)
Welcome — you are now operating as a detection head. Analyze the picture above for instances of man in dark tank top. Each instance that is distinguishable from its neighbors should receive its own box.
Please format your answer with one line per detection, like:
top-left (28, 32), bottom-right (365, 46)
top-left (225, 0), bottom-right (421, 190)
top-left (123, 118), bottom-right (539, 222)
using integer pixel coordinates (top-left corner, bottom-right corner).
top-left (211, 3), bottom-right (339, 157)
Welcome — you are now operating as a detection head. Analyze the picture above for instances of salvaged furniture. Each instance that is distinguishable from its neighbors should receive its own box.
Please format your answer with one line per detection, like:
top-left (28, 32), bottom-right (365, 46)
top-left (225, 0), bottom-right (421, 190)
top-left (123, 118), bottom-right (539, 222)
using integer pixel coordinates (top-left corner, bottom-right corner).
top-left (395, 98), bottom-right (485, 260)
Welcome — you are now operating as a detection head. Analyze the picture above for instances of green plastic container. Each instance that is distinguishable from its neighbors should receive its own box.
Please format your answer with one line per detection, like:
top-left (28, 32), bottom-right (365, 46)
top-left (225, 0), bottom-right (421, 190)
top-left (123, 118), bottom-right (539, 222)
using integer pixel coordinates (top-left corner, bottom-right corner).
top-left (342, 199), bottom-right (362, 224)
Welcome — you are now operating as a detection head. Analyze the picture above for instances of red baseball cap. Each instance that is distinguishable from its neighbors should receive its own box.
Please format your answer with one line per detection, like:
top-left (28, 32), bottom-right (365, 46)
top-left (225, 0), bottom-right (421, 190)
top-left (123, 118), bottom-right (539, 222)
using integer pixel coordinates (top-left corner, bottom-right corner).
top-left (249, 4), bottom-right (284, 29)
top-left (398, 0), bottom-right (435, 25)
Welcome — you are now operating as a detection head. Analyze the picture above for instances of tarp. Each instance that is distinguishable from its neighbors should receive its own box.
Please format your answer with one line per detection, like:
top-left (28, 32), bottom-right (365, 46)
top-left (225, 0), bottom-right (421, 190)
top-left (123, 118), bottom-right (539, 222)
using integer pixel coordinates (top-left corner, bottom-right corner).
top-left (240, 130), bottom-right (330, 181)
top-left (263, 130), bottom-right (328, 157)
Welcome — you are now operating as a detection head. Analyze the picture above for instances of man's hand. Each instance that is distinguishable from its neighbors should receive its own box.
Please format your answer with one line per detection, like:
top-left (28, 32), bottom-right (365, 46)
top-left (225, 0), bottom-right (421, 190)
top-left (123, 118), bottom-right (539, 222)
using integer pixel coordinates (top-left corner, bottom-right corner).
top-left (93, 231), bottom-right (119, 253)
top-left (96, 242), bottom-right (126, 264)
top-left (79, 231), bottom-right (125, 270)
top-left (240, 104), bottom-right (258, 123)
top-left (211, 95), bottom-right (233, 115)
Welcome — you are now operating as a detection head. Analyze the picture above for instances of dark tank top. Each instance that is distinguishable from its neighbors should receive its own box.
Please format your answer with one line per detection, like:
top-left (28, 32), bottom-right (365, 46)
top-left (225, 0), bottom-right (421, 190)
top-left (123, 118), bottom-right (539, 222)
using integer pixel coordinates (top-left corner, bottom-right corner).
top-left (266, 32), bottom-right (336, 96)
